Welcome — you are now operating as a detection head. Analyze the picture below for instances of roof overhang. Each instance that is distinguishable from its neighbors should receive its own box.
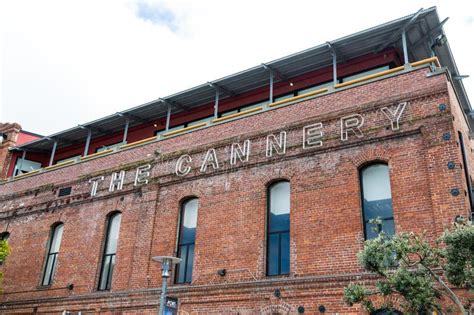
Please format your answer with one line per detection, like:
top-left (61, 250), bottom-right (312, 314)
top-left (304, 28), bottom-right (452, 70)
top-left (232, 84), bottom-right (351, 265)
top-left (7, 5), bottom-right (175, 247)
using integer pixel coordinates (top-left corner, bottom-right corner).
top-left (12, 6), bottom-right (472, 153)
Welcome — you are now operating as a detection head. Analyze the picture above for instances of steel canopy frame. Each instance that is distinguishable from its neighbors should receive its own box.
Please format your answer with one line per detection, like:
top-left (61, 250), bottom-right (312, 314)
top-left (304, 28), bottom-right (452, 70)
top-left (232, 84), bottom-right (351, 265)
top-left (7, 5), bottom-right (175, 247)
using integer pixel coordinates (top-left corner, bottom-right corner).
top-left (11, 6), bottom-right (471, 155)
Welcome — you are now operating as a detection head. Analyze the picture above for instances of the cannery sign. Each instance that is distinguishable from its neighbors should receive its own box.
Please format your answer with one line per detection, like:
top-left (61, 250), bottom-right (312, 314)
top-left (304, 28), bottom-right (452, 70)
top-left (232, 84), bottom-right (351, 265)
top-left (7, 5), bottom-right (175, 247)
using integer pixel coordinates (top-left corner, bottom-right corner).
top-left (88, 102), bottom-right (407, 196)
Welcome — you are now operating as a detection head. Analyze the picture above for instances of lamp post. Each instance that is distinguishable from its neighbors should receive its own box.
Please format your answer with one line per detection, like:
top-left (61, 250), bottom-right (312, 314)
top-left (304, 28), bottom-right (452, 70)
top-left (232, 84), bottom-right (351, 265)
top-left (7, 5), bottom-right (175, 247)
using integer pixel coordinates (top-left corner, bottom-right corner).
top-left (152, 256), bottom-right (182, 315)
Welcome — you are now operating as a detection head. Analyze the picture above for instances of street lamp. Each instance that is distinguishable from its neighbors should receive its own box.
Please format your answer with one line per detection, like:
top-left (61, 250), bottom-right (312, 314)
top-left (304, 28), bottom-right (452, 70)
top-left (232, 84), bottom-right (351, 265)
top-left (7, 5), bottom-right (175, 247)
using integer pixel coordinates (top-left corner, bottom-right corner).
top-left (152, 256), bottom-right (182, 315)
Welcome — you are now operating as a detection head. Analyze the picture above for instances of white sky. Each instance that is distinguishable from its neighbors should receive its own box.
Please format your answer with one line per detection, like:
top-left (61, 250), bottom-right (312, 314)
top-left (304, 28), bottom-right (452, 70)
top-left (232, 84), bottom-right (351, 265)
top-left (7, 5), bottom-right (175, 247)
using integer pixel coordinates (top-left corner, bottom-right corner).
top-left (1, 1), bottom-right (473, 135)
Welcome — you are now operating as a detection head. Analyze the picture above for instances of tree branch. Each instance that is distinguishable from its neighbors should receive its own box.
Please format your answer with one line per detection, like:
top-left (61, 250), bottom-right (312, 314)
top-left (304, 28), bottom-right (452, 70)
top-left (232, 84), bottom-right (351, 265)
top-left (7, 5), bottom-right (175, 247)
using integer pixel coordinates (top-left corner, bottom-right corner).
top-left (421, 264), bottom-right (466, 314)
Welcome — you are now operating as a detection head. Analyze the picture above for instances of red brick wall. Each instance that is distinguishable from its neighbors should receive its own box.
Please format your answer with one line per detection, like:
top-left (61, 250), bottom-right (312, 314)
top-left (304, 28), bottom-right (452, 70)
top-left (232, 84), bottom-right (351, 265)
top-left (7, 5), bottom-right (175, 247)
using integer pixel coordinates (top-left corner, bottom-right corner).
top-left (0, 67), bottom-right (471, 314)
top-left (0, 123), bottom-right (22, 180)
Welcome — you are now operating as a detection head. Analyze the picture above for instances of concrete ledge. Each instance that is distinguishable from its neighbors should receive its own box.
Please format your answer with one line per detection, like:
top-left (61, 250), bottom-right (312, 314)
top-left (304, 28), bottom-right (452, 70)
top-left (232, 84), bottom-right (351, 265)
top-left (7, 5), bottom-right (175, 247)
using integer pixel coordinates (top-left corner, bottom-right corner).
top-left (44, 160), bottom-right (75, 171)
top-left (80, 149), bottom-right (113, 161)
top-left (269, 88), bottom-right (328, 108)
top-left (119, 137), bottom-right (157, 150)
top-left (212, 107), bottom-right (263, 123)
top-left (163, 122), bottom-right (208, 137)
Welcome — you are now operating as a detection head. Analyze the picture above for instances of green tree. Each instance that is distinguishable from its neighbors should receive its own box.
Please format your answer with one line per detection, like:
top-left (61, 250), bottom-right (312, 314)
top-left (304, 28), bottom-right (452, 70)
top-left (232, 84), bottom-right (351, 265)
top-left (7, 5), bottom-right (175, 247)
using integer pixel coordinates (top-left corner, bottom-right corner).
top-left (0, 239), bottom-right (10, 288)
top-left (344, 218), bottom-right (473, 314)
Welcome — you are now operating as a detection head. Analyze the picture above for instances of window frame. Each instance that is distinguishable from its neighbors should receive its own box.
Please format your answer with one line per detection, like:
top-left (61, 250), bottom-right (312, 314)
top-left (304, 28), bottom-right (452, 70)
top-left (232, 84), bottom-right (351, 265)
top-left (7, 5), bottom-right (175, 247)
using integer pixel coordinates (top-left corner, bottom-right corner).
top-left (341, 63), bottom-right (393, 83)
top-left (266, 180), bottom-right (291, 277)
top-left (13, 157), bottom-right (42, 176)
top-left (95, 141), bottom-right (125, 153)
top-left (458, 131), bottom-right (474, 214)
top-left (98, 212), bottom-right (122, 291)
top-left (41, 223), bottom-right (64, 287)
top-left (175, 197), bottom-right (199, 284)
top-left (359, 162), bottom-right (395, 240)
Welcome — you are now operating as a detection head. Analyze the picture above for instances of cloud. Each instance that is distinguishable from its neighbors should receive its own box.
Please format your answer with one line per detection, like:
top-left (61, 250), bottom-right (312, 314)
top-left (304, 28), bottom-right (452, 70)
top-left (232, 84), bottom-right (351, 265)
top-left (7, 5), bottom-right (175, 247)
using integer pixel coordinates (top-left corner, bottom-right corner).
top-left (132, 1), bottom-right (179, 32)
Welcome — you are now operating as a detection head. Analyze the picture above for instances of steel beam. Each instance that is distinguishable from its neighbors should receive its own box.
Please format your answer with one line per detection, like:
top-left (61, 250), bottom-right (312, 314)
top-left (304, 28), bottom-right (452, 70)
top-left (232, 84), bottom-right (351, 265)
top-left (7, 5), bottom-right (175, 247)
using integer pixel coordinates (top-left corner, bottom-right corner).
top-left (214, 89), bottom-right (219, 118)
top-left (165, 104), bottom-right (171, 131)
top-left (49, 141), bottom-right (57, 166)
top-left (84, 125), bottom-right (112, 135)
top-left (376, 8), bottom-right (424, 53)
top-left (208, 82), bottom-right (236, 97)
top-left (122, 117), bottom-right (130, 143)
top-left (83, 128), bottom-right (92, 156)
top-left (262, 63), bottom-right (288, 82)
top-left (159, 98), bottom-right (189, 112)
top-left (327, 42), bottom-right (339, 85)
top-left (118, 112), bottom-right (150, 124)
top-left (402, 30), bottom-right (409, 64)
top-left (327, 42), bottom-right (346, 63)
top-left (16, 150), bottom-right (26, 176)
top-left (269, 71), bottom-right (274, 103)
top-left (412, 18), bottom-right (449, 49)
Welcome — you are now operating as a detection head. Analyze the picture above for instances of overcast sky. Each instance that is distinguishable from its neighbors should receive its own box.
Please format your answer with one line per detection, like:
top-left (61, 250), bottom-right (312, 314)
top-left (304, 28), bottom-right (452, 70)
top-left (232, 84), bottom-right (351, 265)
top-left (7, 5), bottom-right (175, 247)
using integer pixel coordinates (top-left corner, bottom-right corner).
top-left (1, 1), bottom-right (473, 135)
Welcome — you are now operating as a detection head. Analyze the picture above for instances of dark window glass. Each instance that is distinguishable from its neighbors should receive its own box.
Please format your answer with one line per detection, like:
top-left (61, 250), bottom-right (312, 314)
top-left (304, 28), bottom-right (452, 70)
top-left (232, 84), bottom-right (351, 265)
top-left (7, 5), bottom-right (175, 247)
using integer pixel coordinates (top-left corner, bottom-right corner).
top-left (58, 187), bottom-right (72, 197)
top-left (42, 224), bottom-right (64, 286)
top-left (361, 164), bottom-right (394, 239)
top-left (458, 131), bottom-right (473, 215)
top-left (267, 181), bottom-right (290, 276)
top-left (175, 198), bottom-right (198, 284)
top-left (98, 213), bottom-right (121, 290)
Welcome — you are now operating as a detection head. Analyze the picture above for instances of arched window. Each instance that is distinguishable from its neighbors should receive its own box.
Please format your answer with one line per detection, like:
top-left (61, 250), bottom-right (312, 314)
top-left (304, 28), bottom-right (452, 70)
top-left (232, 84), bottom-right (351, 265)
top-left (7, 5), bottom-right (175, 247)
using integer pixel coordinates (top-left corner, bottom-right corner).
top-left (267, 181), bottom-right (290, 276)
top-left (98, 212), bottom-right (122, 291)
top-left (175, 198), bottom-right (198, 284)
top-left (360, 163), bottom-right (395, 240)
top-left (42, 223), bottom-right (64, 286)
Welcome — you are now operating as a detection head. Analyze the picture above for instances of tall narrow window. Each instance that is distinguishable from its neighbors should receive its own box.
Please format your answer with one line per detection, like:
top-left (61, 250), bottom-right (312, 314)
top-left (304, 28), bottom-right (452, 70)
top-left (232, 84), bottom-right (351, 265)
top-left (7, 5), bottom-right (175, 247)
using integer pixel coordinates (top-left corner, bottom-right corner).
top-left (98, 212), bottom-right (122, 291)
top-left (42, 223), bottom-right (64, 286)
top-left (458, 131), bottom-right (473, 214)
top-left (175, 198), bottom-right (198, 284)
top-left (267, 181), bottom-right (290, 276)
top-left (360, 163), bottom-right (394, 239)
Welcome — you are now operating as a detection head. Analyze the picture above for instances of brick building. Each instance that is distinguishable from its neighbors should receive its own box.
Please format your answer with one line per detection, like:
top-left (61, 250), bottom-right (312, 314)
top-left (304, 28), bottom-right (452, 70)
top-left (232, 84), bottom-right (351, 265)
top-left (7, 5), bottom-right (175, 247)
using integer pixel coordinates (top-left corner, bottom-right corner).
top-left (0, 7), bottom-right (472, 314)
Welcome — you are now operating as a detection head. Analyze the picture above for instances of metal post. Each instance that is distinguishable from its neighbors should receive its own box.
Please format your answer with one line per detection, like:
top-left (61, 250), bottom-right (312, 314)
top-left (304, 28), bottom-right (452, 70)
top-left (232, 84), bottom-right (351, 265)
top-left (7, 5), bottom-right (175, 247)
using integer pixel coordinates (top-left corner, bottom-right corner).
top-left (122, 118), bottom-right (129, 144)
top-left (269, 71), bottom-right (274, 104)
top-left (83, 129), bottom-right (92, 157)
top-left (332, 51), bottom-right (337, 85)
top-left (16, 150), bottom-right (26, 176)
top-left (49, 141), bottom-right (57, 166)
top-left (152, 256), bottom-right (181, 315)
top-left (214, 89), bottom-right (219, 118)
top-left (165, 105), bottom-right (171, 131)
top-left (402, 29), bottom-right (409, 65)
top-left (158, 260), bottom-right (170, 315)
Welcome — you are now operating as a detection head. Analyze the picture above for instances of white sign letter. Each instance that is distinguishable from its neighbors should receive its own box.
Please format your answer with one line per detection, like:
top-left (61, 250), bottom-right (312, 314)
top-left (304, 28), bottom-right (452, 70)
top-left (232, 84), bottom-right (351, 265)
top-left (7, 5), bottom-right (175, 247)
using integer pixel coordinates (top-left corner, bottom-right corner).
top-left (200, 149), bottom-right (220, 172)
top-left (134, 164), bottom-right (151, 186)
top-left (266, 131), bottom-right (287, 157)
top-left (89, 176), bottom-right (104, 197)
top-left (341, 114), bottom-right (364, 141)
top-left (381, 102), bottom-right (407, 131)
top-left (303, 123), bottom-right (323, 149)
top-left (230, 140), bottom-right (251, 165)
top-left (175, 155), bottom-right (192, 176)
top-left (109, 170), bottom-right (125, 192)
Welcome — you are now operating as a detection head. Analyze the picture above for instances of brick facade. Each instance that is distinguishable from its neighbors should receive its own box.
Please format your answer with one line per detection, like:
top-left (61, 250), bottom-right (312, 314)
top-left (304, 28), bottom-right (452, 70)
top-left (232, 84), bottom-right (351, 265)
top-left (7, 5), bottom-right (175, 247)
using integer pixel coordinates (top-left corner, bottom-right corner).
top-left (0, 67), bottom-right (472, 314)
